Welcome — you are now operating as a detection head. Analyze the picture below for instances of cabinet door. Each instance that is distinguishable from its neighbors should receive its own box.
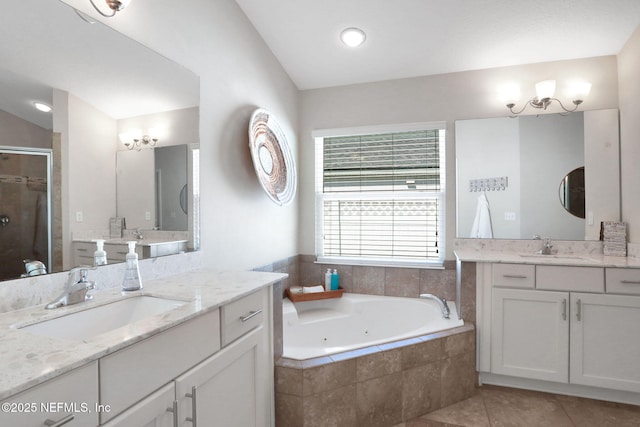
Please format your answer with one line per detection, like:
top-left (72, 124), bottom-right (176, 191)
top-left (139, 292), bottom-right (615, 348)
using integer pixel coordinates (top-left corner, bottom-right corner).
top-left (102, 382), bottom-right (175, 427)
top-left (175, 326), bottom-right (268, 427)
top-left (570, 293), bottom-right (640, 392)
top-left (0, 361), bottom-right (98, 427)
top-left (492, 288), bottom-right (569, 382)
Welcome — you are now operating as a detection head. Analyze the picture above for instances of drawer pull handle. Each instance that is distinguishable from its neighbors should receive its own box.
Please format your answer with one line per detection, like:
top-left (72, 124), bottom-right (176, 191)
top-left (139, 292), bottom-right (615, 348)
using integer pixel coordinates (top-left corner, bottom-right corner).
top-left (621, 280), bottom-right (640, 285)
top-left (562, 299), bottom-right (567, 321)
top-left (503, 274), bottom-right (527, 279)
top-left (77, 248), bottom-right (88, 252)
top-left (186, 386), bottom-right (197, 426)
top-left (576, 299), bottom-right (582, 321)
top-left (44, 414), bottom-right (74, 427)
top-left (240, 309), bottom-right (262, 323)
top-left (166, 400), bottom-right (178, 427)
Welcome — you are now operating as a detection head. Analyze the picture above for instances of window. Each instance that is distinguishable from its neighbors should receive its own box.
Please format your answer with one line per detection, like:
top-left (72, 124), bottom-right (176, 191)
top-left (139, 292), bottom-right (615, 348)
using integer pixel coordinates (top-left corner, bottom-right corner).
top-left (315, 124), bottom-right (446, 267)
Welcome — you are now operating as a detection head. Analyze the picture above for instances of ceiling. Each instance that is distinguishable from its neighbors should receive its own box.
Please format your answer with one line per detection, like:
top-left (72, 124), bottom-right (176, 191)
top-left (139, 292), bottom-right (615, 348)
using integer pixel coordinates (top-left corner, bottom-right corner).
top-left (0, 0), bottom-right (199, 130)
top-left (234, 0), bottom-right (640, 90)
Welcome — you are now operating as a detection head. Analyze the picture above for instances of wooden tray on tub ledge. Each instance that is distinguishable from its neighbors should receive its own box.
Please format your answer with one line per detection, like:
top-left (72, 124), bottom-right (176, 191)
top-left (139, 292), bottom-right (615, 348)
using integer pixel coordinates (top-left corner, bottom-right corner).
top-left (285, 286), bottom-right (344, 302)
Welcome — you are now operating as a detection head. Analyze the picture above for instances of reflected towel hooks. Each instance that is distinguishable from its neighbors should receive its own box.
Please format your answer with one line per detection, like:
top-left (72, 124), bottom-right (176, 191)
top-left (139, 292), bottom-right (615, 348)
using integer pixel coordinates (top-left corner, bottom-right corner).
top-left (469, 176), bottom-right (508, 192)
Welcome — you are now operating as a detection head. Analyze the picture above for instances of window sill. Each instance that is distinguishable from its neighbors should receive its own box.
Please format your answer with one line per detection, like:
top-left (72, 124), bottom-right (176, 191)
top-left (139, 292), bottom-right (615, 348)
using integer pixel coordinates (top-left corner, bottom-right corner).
top-left (315, 256), bottom-right (444, 270)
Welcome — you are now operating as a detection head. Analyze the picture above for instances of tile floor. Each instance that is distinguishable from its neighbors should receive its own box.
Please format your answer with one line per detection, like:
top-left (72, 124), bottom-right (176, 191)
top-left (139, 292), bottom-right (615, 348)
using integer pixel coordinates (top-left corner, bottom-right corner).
top-left (397, 385), bottom-right (640, 427)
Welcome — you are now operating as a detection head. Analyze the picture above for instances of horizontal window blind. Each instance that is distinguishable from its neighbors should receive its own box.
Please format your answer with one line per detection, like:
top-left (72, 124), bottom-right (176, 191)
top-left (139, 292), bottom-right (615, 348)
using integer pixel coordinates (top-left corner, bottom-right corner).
top-left (317, 128), bottom-right (445, 265)
top-left (323, 130), bottom-right (441, 192)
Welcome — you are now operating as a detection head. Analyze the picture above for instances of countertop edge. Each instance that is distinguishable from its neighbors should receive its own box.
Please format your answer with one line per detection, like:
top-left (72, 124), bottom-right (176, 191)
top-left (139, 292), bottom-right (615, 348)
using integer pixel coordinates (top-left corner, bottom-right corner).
top-left (0, 268), bottom-right (287, 400)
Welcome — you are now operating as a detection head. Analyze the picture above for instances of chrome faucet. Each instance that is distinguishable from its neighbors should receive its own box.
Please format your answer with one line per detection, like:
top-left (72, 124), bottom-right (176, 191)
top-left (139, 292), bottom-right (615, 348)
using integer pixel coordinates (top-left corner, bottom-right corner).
top-left (133, 228), bottom-right (144, 240)
top-left (45, 267), bottom-right (96, 309)
top-left (540, 238), bottom-right (553, 255)
top-left (419, 293), bottom-right (451, 319)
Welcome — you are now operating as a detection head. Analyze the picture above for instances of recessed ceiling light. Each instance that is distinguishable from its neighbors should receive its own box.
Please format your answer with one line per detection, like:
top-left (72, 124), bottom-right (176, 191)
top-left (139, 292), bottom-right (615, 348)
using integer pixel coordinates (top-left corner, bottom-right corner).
top-left (340, 27), bottom-right (366, 48)
top-left (33, 102), bottom-right (52, 113)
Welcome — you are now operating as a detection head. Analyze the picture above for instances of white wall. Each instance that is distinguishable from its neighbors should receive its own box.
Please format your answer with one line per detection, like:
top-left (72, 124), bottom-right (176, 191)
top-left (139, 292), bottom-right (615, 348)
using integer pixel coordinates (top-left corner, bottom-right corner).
top-left (62, 0), bottom-right (300, 270)
top-left (456, 117), bottom-right (521, 238)
top-left (54, 90), bottom-right (118, 269)
top-left (300, 56), bottom-right (619, 259)
top-left (618, 26), bottom-right (640, 243)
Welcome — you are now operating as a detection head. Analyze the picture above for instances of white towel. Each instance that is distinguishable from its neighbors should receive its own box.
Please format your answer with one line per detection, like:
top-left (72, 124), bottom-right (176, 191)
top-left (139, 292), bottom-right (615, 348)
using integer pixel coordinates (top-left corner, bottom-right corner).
top-left (470, 192), bottom-right (493, 238)
top-left (302, 285), bottom-right (325, 294)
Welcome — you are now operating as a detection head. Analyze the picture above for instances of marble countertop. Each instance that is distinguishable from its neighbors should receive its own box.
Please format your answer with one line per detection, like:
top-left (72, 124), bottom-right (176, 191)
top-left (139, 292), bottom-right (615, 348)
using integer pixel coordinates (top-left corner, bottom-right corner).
top-left (73, 238), bottom-right (188, 246)
top-left (0, 268), bottom-right (286, 400)
top-left (455, 249), bottom-right (640, 268)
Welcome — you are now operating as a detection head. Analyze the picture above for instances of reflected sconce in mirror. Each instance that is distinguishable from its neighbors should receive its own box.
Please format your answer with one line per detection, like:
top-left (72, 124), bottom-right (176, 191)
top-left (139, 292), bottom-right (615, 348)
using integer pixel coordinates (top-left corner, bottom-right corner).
top-left (503, 80), bottom-right (591, 116)
top-left (89, 0), bottom-right (131, 17)
top-left (119, 127), bottom-right (162, 151)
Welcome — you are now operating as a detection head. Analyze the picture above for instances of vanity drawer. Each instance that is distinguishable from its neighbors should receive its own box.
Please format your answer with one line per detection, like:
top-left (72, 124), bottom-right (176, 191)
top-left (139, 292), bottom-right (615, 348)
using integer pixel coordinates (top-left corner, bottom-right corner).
top-left (606, 268), bottom-right (640, 295)
top-left (536, 266), bottom-right (604, 292)
top-left (492, 264), bottom-right (535, 288)
top-left (221, 288), bottom-right (264, 346)
top-left (99, 309), bottom-right (220, 423)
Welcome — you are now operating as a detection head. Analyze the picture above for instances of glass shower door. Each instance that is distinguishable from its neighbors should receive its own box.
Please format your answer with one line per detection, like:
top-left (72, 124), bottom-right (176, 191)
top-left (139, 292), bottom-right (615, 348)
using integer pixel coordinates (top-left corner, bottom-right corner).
top-left (0, 148), bottom-right (51, 280)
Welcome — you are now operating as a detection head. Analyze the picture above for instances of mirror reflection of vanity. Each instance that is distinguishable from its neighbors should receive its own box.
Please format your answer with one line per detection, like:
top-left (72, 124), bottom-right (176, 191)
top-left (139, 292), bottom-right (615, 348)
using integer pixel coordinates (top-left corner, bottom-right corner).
top-left (0, 0), bottom-right (200, 280)
top-left (456, 109), bottom-right (620, 241)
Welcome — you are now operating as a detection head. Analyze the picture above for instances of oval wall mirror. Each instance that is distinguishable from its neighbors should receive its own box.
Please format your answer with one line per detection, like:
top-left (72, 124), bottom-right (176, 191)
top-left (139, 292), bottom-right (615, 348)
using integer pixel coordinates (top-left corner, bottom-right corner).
top-left (559, 166), bottom-right (585, 218)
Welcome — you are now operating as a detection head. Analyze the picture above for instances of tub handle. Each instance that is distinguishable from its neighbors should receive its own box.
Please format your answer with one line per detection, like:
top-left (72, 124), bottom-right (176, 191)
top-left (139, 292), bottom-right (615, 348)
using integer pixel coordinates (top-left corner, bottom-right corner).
top-left (240, 309), bottom-right (262, 323)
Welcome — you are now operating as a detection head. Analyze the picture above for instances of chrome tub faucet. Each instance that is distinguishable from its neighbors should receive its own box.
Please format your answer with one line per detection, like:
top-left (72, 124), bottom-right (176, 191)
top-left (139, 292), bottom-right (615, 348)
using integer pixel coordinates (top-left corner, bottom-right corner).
top-left (419, 293), bottom-right (451, 319)
top-left (45, 267), bottom-right (96, 309)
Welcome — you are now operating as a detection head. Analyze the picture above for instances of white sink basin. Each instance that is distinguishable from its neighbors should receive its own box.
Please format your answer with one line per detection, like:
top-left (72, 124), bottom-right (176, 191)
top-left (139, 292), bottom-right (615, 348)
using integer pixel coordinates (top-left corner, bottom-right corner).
top-left (20, 295), bottom-right (187, 341)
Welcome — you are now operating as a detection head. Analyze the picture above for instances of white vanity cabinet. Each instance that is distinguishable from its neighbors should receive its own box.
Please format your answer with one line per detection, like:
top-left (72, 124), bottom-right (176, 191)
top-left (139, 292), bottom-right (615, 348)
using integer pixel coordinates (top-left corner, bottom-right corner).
top-left (100, 286), bottom-right (272, 427)
top-left (570, 292), bottom-right (640, 392)
top-left (491, 287), bottom-right (569, 383)
top-left (0, 361), bottom-right (99, 427)
top-left (479, 262), bottom-right (640, 402)
top-left (174, 287), bottom-right (271, 427)
top-left (102, 383), bottom-right (175, 427)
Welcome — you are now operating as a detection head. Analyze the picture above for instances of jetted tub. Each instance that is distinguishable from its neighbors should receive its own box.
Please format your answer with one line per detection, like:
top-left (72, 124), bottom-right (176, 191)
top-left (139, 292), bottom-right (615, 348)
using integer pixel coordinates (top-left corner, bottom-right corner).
top-left (282, 293), bottom-right (464, 360)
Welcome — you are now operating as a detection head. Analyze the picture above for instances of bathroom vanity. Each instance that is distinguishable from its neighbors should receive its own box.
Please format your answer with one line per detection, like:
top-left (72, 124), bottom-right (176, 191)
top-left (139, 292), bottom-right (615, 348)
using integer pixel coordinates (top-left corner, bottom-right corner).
top-left (0, 269), bottom-right (284, 426)
top-left (72, 239), bottom-right (189, 265)
top-left (456, 248), bottom-right (640, 405)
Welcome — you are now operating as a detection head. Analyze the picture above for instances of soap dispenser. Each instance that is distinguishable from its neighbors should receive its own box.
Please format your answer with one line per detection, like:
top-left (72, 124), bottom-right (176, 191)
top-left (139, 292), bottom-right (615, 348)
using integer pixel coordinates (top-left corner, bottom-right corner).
top-left (93, 239), bottom-right (107, 266)
top-left (122, 241), bottom-right (142, 292)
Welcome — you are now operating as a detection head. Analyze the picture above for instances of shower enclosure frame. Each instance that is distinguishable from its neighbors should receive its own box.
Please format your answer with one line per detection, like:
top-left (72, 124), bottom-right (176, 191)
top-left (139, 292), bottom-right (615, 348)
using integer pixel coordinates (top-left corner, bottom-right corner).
top-left (0, 146), bottom-right (53, 276)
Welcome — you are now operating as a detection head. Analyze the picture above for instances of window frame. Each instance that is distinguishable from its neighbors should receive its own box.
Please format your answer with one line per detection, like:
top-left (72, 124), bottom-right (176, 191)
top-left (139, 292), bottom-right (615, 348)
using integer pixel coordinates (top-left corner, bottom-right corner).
top-left (313, 122), bottom-right (446, 268)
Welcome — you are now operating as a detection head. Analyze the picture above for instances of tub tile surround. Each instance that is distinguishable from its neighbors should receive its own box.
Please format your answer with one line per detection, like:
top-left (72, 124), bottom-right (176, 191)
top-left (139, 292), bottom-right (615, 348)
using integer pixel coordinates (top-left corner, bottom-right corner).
top-left (275, 325), bottom-right (476, 427)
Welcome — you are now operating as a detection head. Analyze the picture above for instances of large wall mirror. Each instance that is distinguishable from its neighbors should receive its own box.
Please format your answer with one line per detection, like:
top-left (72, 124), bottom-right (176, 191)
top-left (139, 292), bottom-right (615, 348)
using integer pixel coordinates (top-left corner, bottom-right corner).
top-left (456, 109), bottom-right (620, 241)
top-left (0, 0), bottom-right (200, 281)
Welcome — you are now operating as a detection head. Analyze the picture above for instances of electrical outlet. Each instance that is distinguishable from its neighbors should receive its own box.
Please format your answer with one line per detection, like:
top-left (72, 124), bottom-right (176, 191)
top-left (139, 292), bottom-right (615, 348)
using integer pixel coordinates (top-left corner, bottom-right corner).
top-left (75, 211), bottom-right (83, 222)
top-left (504, 212), bottom-right (516, 221)
top-left (145, 211), bottom-right (151, 221)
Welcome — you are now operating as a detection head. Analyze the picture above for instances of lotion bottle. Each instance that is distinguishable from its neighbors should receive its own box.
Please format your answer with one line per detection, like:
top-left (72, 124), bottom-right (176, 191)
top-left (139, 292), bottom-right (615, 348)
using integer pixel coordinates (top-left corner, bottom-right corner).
top-left (331, 269), bottom-right (339, 291)
top-left (93, 239), bottom-right (107, 266)
top-left (324, 268), bottom-right (332, 292)
top-left (122, 241), bottom-right (142, 292)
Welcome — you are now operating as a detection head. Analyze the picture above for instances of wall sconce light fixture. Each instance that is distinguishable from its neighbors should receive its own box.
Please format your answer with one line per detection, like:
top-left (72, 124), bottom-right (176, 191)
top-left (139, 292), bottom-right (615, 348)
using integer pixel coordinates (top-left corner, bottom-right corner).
top-left (119, 127), bottom-right (162, 151)
top-left (505, 80), bottom-right (592, 116)
top-left (89, 0), bottom-right (131, 17)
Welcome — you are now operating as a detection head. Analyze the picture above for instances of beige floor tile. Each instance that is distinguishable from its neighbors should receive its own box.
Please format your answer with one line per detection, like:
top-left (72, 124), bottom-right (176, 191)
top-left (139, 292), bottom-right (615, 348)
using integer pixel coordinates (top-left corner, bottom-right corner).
top-left (555, 394), bottom-right (640, 427)
top-left (481, 387), bottom-right (574, 427)
top-left (420, 392), bottom-right (490, 427)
